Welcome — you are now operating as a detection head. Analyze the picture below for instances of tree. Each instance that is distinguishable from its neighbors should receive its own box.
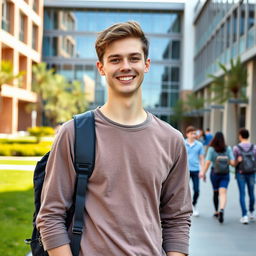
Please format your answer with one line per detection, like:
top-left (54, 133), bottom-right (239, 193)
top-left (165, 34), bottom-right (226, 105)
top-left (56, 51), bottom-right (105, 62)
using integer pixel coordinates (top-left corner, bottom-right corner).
top-left (0, 60), bottom-right (24, 87)
top-left (0, 60), bottom-right (25, 112)
top-left (208, 57), bottom-right (247, 132)
top-left (172, 92), bottom-right (205, 129)
top-left (32, 63), bottom-right (88, 126)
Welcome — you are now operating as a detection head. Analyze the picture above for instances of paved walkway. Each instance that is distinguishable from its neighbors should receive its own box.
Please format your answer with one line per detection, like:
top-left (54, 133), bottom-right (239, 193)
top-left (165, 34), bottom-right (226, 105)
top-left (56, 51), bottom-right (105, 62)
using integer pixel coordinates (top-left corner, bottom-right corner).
top-left (0, 156), bottom-right (40, 171)
top-left (190, 173), bottom-right (256, 256)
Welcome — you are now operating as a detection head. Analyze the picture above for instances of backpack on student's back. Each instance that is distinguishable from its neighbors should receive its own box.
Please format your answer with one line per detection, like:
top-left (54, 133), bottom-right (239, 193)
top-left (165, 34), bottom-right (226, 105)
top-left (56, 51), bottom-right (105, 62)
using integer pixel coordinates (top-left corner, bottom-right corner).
top-left (25, 111), bottom-right (96, 256)
top-left (237, 144), bottom-right (256, 174)
top-left (214, 149), bottom-right (230, 175)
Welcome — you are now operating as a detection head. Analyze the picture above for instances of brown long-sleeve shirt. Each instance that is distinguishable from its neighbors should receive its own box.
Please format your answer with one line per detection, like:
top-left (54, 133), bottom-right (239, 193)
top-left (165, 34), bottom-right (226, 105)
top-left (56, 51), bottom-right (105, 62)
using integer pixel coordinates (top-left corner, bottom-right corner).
top-left (36, 108), bottom-right (192, 255)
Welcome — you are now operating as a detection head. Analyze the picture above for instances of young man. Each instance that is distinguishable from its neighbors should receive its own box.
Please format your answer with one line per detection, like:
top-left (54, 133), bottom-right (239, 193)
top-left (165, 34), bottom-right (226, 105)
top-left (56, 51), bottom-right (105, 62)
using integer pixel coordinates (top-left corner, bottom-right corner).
top-left (204, 128), bottom-right (213, 146)
top-left (185, 126), bottom-right (204, 217)
top-left (37, 21), bottom-right (192, 256)
top-left (233, 128), bottom-right (256, 224)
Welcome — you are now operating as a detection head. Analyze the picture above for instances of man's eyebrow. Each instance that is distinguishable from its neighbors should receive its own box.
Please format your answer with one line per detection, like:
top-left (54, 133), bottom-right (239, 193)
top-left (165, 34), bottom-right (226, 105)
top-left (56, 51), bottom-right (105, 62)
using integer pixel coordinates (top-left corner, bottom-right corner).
top-left (107, 53), bottom-right (142, 59)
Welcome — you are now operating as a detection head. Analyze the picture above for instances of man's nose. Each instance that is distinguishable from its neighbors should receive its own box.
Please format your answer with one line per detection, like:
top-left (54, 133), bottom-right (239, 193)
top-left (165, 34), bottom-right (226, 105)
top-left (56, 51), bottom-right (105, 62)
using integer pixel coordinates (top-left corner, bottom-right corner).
top-left (120, 59), bottom-right (131, 71)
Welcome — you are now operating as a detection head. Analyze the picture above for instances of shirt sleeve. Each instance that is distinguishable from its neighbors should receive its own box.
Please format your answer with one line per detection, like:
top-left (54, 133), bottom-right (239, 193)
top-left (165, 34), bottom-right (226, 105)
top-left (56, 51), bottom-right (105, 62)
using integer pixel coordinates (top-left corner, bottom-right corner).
top-left (233, 145), bottom-right (239, 159)
top-left (36, 120), bottom-right (76, 251)
top-left (160, 136), bottom-right (192, 255)
top-left (199, 143), bottom-right (205, 156)
top-left (228, 146), bottom-right (235, 160)
top-left (205, 146), bottom-right (213, 161)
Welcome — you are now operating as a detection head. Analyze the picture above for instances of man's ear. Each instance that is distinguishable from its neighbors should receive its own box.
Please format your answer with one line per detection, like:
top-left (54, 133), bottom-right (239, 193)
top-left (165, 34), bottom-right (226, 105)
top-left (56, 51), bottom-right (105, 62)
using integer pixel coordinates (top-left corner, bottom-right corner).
top-left (144, 58), bottom-right (151, 73)
top-left (96, 61), bottom-right (105, 76)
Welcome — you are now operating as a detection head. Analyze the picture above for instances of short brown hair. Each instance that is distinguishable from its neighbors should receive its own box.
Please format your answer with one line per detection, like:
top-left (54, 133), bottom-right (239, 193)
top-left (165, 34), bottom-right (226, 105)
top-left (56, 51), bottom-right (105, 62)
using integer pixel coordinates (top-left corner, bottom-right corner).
top-left (95, 21), bottom-right (149, 62)
top-left (186, 126), bottom-right (196, 134)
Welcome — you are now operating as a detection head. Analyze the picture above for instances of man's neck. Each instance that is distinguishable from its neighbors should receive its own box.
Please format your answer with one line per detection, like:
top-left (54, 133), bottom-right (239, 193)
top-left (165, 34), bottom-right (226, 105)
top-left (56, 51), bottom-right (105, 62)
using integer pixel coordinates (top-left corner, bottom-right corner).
top-left (187, 138), bottom-right (195, 144)
top-left (240, 139), bottom-right (249, 143)
top-left (100, 92), bottom-right (147, 126)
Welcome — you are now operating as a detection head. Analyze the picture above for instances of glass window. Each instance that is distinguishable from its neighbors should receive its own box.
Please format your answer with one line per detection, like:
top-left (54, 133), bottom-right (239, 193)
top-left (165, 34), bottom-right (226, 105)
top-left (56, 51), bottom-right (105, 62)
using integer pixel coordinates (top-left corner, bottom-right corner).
top-left (1, 0), bottom-right (10, 32)
top-left (74, 65), bottom-right (84, 80)
top-left (47, 9), bottom-right (182, 35)
top-left (33, 0), bottom-right (38, 13)
top-left (75, 36), bottom-right (97, 58)
top-left (148, 38), bottom-right (172, 60)
top-left (171, 67), bottom-right (179, 82)
top-left (239, 5), bottom-right (245, 37)
top-left (44, 10), bottom-right (52, 29)
top-left (144, 65), bottom-right (171, 84)
top-left (60, 64), bottom-right (74, 82)
top-left (52, 37), bottom-right (58, 56)
top-left (43, 37), bottom-right (50, 56)
top-left (232, 9), bottom-right (237, 42)
top-left (226, 17), bottom-right (231, 48)
top-left (171, 41), bottom-right (180, 59)
top-left (32, 24), bottom-right (38, 50)
top-left (53, 10), bottom-right (58, 29)
top-left (19, 12), bottom-right (25, 42)
top-left (248, 4), bottom-right (255, 30)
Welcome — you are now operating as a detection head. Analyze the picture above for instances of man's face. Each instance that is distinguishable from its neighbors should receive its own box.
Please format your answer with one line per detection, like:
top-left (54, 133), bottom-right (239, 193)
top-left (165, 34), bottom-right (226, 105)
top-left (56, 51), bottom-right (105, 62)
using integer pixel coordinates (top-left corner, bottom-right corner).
top-left (186, 130), bottom-right (197, 140)
top-left (96, 37), bottom-right (150, 97)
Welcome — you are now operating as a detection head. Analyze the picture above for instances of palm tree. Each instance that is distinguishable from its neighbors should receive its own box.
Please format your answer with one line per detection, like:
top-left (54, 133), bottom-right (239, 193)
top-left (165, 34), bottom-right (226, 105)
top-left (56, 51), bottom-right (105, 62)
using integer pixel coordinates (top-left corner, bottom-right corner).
top-left (208, 57), bottom-right (247, 133)
top-left (0, 60), bottom-right (24, 111)
top-left (32, 63), bottom-right (88, 126)
top-left (172, 92), bottom-right (205, 129)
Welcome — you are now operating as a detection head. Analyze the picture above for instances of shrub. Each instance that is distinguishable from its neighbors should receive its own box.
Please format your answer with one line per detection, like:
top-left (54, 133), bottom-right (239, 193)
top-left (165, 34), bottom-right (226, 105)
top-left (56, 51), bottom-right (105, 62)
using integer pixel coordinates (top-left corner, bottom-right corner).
top-left (0, 142), bottom-right (52, 156)
top-left (27, 126), bottom-right (55, 143)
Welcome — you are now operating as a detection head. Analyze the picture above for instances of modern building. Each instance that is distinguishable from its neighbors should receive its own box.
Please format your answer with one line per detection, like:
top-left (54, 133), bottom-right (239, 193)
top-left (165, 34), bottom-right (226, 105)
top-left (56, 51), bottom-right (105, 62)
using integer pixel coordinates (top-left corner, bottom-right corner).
top-left (0, 0), bottom-right (44, 134)
top-left (193, 0), bottom-right (256, 145)
top-left (43, 0), bottom-right (194, 124)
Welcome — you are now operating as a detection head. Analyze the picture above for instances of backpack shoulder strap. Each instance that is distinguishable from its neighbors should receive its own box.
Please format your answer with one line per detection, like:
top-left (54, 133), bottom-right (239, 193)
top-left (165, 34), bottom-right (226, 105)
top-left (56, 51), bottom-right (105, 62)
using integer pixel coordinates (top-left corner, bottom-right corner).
top-left (237, 144), bottom-right (244, 153)
top-left (249, 144), bottom-right (254, 152)
top-left (71, 110), bottom-right (95, 256)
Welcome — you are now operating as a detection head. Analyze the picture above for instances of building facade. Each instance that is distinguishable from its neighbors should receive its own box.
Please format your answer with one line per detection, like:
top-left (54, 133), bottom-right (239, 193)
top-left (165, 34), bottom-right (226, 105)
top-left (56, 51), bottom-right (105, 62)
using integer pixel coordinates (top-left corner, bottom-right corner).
top-left (43, 0), bottom-right (186, 123)
top-left (0, 0), bottom-right (44, 134)
top-left (193, 0), bottom-right (256, 145)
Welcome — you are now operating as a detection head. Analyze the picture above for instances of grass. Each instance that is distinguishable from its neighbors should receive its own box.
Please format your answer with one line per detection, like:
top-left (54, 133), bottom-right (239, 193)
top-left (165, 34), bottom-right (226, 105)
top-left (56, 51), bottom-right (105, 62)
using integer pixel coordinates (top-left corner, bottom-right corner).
top-left (0, 170), bottom-right (34, 256)
top-left (0, 160), bottom-right (37, 165)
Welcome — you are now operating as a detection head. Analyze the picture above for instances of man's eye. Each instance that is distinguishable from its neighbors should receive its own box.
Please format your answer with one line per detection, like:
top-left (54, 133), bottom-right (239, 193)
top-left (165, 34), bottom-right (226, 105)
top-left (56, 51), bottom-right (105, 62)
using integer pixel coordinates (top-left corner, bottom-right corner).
top-left (130, 57), bottom-right (140, 62)
top-left (110, 59), bottom-right (120, 63)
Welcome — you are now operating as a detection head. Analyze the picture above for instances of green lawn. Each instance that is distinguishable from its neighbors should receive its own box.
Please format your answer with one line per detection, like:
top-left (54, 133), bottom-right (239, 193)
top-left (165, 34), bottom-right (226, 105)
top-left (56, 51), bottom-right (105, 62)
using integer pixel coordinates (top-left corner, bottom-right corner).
top-left (0, 160), bottom-right (37, 165)
top-left (0, 170), bottom-right (34, 256)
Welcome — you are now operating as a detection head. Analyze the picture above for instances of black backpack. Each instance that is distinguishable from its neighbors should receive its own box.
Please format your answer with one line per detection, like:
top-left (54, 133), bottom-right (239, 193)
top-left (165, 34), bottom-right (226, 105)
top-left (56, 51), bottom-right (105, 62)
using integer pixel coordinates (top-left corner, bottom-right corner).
top-left (237, 144), bottom-right (256, 174)
top-left (25, 111), bottom-right (96, 256)
top-left (214, 149), bottom-right (230, 175)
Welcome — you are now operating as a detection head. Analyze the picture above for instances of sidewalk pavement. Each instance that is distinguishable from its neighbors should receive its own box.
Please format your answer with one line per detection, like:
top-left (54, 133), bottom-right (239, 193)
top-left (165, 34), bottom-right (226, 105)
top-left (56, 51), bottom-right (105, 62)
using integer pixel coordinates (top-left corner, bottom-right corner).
top-left (190, 173), bottom-right (256, 256)
top-left (0, 156), bottom-right (40, 171)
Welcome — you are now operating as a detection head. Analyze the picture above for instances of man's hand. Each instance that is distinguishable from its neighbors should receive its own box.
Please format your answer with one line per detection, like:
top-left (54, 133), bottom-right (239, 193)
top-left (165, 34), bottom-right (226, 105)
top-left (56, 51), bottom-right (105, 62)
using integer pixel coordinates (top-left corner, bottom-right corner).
top-left (199, 171), bottom-right (206, 181)
top-left (48, 244), bottom-right (73, 256)
top-left (167, 252), bottom-right (186, 256)
top-left (237, 156), bottom-right (243, 163)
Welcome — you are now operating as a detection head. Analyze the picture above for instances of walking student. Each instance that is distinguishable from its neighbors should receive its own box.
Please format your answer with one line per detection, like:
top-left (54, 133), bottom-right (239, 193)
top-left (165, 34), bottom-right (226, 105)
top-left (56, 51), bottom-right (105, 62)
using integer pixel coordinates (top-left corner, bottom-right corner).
top-left (200, 132), bottom-right (235, 223)
top-left (233, 128), bottom-right (256, 224)
top-left (36, 21), bottom-right (192, 256)
top-left (185, 126), bottom-right (204, 217)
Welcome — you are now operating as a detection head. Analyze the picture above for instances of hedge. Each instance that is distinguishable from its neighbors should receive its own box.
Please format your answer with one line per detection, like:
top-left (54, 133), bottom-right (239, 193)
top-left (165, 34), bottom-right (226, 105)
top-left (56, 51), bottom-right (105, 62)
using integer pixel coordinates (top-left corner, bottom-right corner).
top-left (0, 142), bottom-right (52, 156)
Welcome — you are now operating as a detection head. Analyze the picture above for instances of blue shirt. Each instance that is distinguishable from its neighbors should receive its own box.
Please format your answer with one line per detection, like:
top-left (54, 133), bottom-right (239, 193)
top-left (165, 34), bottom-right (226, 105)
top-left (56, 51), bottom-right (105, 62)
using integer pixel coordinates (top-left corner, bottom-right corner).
top-left (185, 139), bottom-right (204, 171)
top-left (204, 133), bottom-right (213, 146)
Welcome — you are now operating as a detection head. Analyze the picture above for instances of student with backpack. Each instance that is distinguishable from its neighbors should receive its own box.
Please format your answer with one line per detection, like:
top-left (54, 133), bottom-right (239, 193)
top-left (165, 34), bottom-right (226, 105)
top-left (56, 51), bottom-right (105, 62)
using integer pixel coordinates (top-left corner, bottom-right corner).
top-left (233, 128), bottom-right (256, 224)
top-left (199, 132), bottom-right (235, 223)
top-left (185, 126), bottom-right (205, 217)
top-left (35, 22), bottom-right (192, 256)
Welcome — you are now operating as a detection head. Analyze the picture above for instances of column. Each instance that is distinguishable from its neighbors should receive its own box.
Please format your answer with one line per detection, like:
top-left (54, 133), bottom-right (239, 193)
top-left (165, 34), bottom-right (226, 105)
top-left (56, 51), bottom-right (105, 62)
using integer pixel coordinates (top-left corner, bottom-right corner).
top-left (223, 102), bottom-right (237, 146)
top-left (203, 87), bottom-right (210, 130)
top-left (246, 60), bottom-right (256, 143)
top-left (210, 108), bottom-right (222, 134)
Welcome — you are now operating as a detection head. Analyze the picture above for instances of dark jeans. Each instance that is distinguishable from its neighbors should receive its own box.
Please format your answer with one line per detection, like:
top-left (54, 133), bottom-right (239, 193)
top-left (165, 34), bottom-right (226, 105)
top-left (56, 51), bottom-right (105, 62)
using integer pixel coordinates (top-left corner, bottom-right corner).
top-left (190, 171), bottom-right (199, 206)
top-left (236, 172), bottom-right (255, 217)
